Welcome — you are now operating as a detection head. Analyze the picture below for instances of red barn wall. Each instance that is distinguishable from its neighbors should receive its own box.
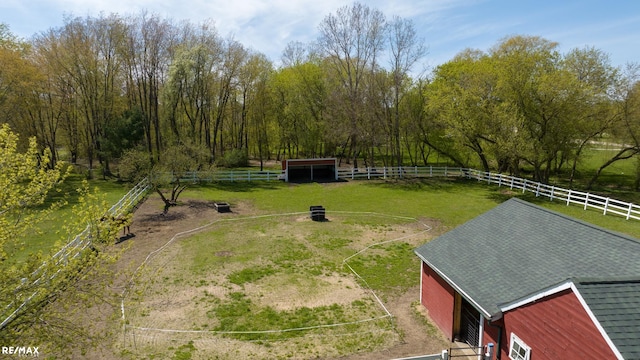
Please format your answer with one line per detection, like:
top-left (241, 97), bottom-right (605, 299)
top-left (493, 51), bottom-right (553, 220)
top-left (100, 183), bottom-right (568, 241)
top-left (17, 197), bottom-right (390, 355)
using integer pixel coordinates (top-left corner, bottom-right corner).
top-left (500, 289), bottom-right (616, 360)
top-left (421, 262), bottom-right (455, 340)
top-left (482, 317), bottom-right (501, 357)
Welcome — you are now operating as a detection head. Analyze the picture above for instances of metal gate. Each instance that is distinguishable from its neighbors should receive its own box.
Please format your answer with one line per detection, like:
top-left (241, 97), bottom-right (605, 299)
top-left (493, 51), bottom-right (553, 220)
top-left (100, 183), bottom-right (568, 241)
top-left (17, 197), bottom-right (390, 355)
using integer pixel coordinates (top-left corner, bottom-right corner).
top-left (460, 299), bottom-right (480, 347)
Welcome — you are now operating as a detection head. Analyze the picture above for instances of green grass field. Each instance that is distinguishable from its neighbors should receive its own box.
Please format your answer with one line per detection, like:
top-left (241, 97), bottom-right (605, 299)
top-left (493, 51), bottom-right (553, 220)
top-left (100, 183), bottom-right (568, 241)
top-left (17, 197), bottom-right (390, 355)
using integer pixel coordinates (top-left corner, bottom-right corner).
top-left (13, 167), bottom-right (640, 268)
top-left (184, 178), bottom-right (640, 238)
top-left (6, 173), bottom-right (130, 264)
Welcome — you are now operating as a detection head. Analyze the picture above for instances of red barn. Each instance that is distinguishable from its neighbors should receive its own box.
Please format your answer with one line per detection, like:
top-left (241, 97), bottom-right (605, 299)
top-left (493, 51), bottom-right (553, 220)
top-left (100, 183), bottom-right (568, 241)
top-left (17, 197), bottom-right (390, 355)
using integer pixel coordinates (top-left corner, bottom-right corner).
top-left (415, 198), bottom-right (640, 360)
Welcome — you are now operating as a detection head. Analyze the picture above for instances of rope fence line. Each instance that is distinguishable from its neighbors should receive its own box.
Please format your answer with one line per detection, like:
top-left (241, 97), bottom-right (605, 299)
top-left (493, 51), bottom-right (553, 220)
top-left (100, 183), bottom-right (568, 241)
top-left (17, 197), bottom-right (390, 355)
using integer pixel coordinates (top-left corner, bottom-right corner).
top-left (120, 211), bottom-right (431, 340)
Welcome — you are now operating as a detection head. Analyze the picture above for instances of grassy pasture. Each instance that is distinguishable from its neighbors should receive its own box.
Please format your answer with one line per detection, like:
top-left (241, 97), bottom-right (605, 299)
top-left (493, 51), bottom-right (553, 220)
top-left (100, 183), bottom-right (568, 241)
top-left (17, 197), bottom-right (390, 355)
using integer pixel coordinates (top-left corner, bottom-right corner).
top-left (121, 178), bottom-right (640, 359)
top-left (5, 173), bottom-right (129, 265)
top-left (125, 213), bottom-right (423, 359)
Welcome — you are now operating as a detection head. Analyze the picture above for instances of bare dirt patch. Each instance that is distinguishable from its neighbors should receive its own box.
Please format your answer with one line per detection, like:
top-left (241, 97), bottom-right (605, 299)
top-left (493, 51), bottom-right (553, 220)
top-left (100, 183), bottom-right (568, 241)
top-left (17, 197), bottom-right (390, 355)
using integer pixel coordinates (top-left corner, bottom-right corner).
top-left (92, 194), bottom-right (450, 359)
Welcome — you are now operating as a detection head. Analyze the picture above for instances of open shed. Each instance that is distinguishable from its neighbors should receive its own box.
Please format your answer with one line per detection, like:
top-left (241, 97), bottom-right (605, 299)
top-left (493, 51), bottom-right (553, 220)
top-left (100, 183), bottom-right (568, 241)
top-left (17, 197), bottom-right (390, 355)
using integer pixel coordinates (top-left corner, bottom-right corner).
top-left (282, 158), bottom-right (338, 182)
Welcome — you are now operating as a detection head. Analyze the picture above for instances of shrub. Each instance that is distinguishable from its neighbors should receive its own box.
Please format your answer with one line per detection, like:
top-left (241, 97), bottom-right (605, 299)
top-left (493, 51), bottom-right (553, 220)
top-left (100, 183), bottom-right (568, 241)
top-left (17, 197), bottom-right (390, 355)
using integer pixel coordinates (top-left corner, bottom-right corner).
top-left (217, 149), bottom-right (248, 168)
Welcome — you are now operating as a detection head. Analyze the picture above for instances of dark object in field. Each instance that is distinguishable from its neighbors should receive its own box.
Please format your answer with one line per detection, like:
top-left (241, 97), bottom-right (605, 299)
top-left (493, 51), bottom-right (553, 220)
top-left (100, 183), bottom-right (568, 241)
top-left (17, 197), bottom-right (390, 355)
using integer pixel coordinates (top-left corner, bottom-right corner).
top-left (310, 206), bottom-right (326, 221)
top-left (214, 202), bottom-right (231, 213)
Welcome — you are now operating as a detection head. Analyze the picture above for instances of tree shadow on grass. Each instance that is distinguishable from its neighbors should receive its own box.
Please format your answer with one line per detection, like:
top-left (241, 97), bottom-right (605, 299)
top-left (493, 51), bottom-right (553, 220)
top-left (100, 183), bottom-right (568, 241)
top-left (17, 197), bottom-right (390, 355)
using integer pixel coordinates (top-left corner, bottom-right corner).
top-left (364, 177), bottom-right (479, 192)
top-left (484, 186), bottom-right (549, 205)
top-left (200, 180), bottom-right (285, 193)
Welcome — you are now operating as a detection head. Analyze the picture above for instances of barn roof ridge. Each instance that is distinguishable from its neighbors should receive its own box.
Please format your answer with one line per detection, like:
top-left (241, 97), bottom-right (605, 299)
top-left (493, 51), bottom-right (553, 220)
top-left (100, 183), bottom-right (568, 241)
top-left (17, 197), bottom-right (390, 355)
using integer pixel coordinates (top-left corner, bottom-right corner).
top-left (414, 197), bottom-right (640, 318)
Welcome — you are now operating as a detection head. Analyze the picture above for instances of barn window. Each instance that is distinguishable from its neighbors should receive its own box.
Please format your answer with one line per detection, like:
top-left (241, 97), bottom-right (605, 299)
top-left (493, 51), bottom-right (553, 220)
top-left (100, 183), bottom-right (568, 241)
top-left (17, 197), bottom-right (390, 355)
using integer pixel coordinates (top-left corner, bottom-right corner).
top-left (509, 333), bottom-right (531, 360)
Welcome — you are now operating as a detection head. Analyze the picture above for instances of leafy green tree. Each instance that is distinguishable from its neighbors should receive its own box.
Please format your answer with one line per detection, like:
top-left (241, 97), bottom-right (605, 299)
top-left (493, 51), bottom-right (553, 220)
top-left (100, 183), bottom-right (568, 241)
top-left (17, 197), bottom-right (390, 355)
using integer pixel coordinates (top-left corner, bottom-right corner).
top-left (387, 16), bottom-right (426, 167)
top-left (588, 65), bottom-right (640, 189)
top-left (0, 24), bottom-right (42, 136)
top-left (427, 50), bottom-right (510, 172)
top-left (100, 108), bottom-right (145, 177)
top-left (0, 181), bottom-right (127, 358)
top-left (0, 124), bottom-right (67, 260)
top-left (119, 142), bottom-right (211, 213)
top-left (562, 47), bottom-right (620, 186)
top-left (0, 125), bottom-right (128, 357)
top-left (271, 56), bottom-right (328, 159)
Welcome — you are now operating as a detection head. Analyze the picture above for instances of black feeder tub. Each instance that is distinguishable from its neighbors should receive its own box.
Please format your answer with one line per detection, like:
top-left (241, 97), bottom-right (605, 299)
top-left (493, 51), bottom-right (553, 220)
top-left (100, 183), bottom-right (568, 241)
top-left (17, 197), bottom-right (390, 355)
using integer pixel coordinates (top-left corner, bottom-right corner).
top-left (214, 202), bottom-right (231, 213)
top-left (310, 205), bottom-right (326, 221)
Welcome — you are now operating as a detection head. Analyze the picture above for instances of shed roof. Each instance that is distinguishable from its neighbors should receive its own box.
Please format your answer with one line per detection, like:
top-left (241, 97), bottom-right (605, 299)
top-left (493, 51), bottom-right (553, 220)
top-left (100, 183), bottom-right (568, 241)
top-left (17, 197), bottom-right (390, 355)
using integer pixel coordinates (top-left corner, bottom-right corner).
top-left (414, 198), bottom-right (640, 318)
top-left (575, 278), bottom-right (640, 360)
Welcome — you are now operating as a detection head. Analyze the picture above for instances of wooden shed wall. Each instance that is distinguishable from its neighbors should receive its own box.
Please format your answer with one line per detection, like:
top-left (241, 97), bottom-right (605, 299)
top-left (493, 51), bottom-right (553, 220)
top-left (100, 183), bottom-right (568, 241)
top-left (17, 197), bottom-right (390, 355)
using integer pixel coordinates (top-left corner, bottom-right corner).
top-left (421, 262), bottom-right (456, 340)
top-left (501, 289), bottom-right (616, 360)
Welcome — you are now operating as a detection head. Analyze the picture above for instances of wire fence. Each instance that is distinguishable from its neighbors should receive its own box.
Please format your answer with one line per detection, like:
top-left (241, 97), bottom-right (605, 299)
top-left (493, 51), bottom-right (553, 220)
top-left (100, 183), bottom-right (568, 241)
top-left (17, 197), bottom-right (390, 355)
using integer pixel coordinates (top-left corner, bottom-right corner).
top-left (120, 211), bottom-right (430, 350)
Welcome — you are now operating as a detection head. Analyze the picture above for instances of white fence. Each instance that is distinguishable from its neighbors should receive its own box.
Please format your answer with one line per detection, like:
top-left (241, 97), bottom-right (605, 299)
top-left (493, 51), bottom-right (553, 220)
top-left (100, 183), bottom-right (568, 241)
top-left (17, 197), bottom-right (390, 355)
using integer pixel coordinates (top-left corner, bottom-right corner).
top-left (4, 165), bottom-right (638, 330)
top-left (171, 166), bottom-right (640, 221)
top-left (176, 170), bottom-right (283, 182)
top-left (175, 166), bottom-right (463, 182)
top-left (170, 166), bottom-right (640, 221)
top-left (336, 166), bottom-right (464, 180)
top-left (464, 169), bottom-right (640, 221)
top-left (0, 177), bottom-right (152, 330)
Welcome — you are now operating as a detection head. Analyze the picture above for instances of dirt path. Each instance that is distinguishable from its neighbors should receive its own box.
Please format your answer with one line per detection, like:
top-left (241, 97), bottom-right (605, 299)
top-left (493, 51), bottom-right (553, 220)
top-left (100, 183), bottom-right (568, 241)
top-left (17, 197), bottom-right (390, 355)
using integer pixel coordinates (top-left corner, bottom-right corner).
top-left (339, 287), bottom-right (449, 360)
top-left (91, 195), bottom-right (450, 359)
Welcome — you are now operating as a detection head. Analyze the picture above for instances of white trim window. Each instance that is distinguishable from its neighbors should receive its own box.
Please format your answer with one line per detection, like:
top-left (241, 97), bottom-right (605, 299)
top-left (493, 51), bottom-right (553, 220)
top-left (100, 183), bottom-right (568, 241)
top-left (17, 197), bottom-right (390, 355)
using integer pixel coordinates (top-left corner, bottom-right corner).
top-left (509, 333), bottom-right (531, 360)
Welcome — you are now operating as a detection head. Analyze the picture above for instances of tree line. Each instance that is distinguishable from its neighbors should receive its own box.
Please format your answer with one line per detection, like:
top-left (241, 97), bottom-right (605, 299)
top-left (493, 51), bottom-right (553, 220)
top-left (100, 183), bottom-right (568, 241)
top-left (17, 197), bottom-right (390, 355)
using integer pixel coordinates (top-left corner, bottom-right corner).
top-left (0, 3), bottom-right (639, 187)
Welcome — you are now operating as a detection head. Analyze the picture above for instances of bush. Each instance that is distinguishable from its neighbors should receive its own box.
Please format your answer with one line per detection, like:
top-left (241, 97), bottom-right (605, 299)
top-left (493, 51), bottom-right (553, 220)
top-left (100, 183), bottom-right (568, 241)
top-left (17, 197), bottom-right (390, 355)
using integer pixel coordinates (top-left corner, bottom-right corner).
top-left (217, 149), bottom-right (248, 168)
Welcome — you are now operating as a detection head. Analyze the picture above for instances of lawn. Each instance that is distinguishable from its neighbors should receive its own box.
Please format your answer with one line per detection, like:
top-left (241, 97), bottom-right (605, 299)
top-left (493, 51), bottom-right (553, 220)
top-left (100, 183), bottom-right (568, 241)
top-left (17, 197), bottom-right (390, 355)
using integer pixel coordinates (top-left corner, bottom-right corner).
top-left (6, 173), bottom-right (130, 264)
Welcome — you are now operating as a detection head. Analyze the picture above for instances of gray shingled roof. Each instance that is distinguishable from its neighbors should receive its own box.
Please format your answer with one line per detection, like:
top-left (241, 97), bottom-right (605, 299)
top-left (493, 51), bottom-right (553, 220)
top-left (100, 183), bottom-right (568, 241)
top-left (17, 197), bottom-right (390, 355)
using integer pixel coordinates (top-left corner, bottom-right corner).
top-left (575, 278), bottom-right (640, 360)
top-left (414, 198), bottom-right (640, 319)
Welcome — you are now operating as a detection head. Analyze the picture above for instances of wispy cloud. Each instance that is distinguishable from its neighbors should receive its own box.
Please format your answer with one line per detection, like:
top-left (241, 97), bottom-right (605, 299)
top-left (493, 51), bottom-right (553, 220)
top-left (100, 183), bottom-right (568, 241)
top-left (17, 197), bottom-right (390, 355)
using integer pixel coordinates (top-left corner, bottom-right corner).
top-left (1, 0), bottom-right (638, 68)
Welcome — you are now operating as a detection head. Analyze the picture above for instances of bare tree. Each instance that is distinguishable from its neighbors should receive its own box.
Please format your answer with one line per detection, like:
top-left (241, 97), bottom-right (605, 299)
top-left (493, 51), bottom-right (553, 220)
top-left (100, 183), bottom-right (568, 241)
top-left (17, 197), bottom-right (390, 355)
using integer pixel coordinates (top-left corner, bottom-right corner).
top-left (387, 16), bottom-right (426, 167)
top-left (122, 12), bottom-right (175, 161)
top-left (317, 2), bottom-right (386, 167)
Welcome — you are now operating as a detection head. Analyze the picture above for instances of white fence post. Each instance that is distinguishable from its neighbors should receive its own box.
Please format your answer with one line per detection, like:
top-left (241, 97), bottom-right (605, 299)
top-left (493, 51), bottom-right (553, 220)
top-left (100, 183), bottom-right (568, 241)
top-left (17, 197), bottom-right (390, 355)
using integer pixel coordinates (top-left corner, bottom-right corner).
top-left (584, 193), bottom-right (589, 210)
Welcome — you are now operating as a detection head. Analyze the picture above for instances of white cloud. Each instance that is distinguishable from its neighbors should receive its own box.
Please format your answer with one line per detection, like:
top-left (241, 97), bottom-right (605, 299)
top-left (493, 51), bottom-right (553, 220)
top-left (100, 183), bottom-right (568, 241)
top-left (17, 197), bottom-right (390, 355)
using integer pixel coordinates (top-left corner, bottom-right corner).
top-left (1, 0), bottom-right (638, 68)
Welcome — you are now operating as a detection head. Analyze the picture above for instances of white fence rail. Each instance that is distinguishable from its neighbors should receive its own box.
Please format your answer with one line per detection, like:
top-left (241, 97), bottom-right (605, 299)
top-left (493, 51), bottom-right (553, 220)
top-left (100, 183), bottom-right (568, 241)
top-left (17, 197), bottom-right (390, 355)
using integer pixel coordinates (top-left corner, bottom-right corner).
top-left (0, 178), bottom-right (152, 330)
top-left (464, 169), bottom-right (640, 221)
top-left (336, 166), bottom-right (464, 180)
top-left (169, 166), bottom-right (639, 221)
top-left (176, 170), bottom-right (283, 182)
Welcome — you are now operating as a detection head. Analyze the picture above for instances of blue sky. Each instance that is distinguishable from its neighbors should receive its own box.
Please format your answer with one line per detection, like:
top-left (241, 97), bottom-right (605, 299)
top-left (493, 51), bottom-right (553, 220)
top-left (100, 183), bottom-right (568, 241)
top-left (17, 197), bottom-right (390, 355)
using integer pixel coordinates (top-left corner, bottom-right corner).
top-left (1, 0), bottom-right (638, 72)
